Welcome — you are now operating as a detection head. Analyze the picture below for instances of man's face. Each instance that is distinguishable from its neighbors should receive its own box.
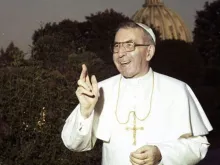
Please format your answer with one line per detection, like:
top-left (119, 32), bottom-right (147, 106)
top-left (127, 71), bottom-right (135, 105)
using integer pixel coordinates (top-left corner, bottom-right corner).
top-left (113, 28), bottom-right (150, 78)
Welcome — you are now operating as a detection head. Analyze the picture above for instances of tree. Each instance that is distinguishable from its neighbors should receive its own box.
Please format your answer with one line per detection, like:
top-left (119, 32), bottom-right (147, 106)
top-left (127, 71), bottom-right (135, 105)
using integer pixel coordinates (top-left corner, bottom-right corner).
top-left (32, 34), bottom-right (72, 67)
top-left (31, 9), bottom-right (161, 68)
top-left (151, 39), bottom-right (204, 86)
top-left (31, 20), bottom-right (81, 68)
top-left (81, 9), bottom-right (131, 63)
top-left (193, 0), bottom-right (220, 66)
top-left (30, 10), bottom-right (131, 68)
top-left (0, 42), bottom-right (25, 67)
top-left (68, 51), bottom-right (118, 80)
top-left (0, 50), bottom-right (115, 165)
top-left (0, 48), bottom-right (4, 56)
top-left (32, 20), bottom-right (80, 47)
top-left (0, 66), bottom-right (78, 165)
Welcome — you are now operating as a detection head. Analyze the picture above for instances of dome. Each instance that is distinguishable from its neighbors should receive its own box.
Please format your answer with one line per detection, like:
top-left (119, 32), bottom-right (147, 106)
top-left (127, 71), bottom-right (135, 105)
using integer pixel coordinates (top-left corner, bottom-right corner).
top-left (132, 0), bottom-right (192, 42)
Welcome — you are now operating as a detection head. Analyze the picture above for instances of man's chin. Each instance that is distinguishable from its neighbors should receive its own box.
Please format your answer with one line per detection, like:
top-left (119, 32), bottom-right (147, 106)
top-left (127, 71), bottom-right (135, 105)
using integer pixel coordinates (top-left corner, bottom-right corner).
top-left (120, 72), bottom-right (135, 79)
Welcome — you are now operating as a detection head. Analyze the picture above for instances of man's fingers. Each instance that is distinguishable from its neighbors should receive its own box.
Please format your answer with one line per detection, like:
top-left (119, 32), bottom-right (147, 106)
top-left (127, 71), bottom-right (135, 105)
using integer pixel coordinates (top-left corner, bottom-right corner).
top-left (130, 154), bottom-right (149, 165)
top-left (76, 87), bottom-right (94, 97)
top-left (78, 74), bottom-right (99, 98)
top-left (80, 64), bottom-right (87, 81)
top-left (79, 64), bottom-right (93, 91)
top-left (130, 160), bottom-right (139, 165)
top-left (130, 152), bottom-right (148, 160)
top-left (131, 145), bottom-right (161, 165)
top-left (91, 75), bottom-right (99, 97)
top-left (130, 145), bottom-right (148, 164)
top-left (86, 74), bottom-right (92, 90)
top-left (78, 79), bottom-right (91, 91)
top-left (135, 145), bottom-right (148, 154)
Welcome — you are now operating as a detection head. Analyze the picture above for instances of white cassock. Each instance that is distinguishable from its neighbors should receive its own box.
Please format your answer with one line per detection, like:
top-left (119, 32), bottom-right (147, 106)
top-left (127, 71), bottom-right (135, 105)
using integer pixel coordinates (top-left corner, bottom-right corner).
top-left (61, 68), bottom-right (213, 165)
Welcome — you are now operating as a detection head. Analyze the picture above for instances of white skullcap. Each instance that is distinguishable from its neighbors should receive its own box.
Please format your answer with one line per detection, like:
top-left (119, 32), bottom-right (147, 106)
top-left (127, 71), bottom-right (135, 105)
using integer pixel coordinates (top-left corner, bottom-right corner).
top-left (136, 23), bottom-right (156, 44)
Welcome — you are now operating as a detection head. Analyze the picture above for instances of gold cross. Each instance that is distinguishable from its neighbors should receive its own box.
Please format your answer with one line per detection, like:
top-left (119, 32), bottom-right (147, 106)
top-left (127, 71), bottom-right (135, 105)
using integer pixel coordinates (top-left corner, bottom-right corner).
top-left (126, 111), bottom-right (144, 145)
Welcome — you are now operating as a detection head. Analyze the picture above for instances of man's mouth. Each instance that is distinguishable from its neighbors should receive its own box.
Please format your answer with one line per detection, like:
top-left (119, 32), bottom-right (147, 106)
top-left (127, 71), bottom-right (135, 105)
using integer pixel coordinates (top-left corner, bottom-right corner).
top-left (120, 61), bottom-right (130, 65)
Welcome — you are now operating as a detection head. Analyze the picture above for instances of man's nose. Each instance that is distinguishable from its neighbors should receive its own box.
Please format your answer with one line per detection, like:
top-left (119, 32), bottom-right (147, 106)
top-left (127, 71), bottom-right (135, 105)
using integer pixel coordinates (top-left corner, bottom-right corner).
top-left (117, 44), bottom-right (127, 57)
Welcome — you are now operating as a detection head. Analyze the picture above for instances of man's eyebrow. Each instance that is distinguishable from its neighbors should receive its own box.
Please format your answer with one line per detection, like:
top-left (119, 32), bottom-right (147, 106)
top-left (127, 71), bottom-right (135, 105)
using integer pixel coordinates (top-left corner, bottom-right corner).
top-left (114, 40), bottom-right (133, 44)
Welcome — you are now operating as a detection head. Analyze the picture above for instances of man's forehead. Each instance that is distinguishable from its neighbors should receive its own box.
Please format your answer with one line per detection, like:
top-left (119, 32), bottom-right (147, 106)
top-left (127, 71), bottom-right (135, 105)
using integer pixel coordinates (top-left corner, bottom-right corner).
top-left (114, 28), bottom-right (144, 42)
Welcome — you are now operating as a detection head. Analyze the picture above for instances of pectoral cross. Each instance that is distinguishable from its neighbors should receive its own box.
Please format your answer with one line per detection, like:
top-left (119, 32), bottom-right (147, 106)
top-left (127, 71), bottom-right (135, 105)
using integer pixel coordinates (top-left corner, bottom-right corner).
top-left (126, 111), bottom-right (144, 145)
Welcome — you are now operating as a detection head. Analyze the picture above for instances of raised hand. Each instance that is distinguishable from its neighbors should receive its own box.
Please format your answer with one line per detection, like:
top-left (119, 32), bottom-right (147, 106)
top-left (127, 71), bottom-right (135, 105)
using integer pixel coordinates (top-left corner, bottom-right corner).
top-left (130, 145), bottom-right (161, 165)
top-left (75, 64), bottom-right (99, 118)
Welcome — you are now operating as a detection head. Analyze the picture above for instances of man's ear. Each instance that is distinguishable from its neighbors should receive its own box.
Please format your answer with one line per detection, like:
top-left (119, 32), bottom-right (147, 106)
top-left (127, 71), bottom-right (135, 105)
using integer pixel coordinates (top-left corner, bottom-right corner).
top-left (146, 45), bottom-right (155, 62)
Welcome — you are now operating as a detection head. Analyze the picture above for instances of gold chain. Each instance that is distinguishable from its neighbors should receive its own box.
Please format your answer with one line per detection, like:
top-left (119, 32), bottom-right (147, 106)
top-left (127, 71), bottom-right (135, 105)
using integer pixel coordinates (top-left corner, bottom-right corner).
top-left (115, 71), bottom-right (154, 124)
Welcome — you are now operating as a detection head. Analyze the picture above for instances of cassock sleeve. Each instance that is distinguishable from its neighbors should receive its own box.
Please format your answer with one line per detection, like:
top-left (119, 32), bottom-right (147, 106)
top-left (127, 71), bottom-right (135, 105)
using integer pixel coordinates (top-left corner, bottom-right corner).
top-left (155, 83), bottom-right (212, 165)
top-left (185, 84), bottom-right (213, 136)
top-left (61, 105), bottom-right (96, 151)
top-left (156, 136), bottom-right (209, 165)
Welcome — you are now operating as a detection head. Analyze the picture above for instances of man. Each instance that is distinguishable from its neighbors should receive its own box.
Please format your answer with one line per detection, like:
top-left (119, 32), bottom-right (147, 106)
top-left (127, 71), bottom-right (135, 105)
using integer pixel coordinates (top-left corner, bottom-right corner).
top-left (61, 21), bottom-right (213, 165)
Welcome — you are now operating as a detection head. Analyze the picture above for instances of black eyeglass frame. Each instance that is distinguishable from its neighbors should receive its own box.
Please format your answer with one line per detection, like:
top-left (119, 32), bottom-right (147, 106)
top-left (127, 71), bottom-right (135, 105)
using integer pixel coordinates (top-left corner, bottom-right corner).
top-left (110, 41), bottom-right (150, 53)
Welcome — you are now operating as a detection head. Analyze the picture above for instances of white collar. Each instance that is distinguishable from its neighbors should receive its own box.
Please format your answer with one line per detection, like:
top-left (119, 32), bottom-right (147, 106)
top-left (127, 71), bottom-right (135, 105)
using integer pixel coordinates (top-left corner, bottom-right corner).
top-left (121, 68), bottom-right (153, 85)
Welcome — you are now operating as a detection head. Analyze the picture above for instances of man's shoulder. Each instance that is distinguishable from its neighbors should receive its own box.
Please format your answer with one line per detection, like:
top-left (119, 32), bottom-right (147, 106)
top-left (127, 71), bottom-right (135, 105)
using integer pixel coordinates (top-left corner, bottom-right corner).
top-left (154, 72), bottom-right (193, 103)
top-left (98, 74), bottom-right (121, 87)
top-left (154, 71), bottom-right (188, 91)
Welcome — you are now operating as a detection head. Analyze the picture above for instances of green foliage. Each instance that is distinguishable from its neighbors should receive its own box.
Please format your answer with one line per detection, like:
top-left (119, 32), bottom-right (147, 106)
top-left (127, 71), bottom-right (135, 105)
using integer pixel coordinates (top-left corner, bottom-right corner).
top-left (83, 9), bottom-right (131, 63)
top-left (193, 0), bottom-right (220, 65)
top-left (31, 20), bottom-right (80, 67)
top-left (0, 65), bottom-right (105, 165)
top-left (203, 66), bottom-right (220, 86)
top-left (152, 39), bottom-right (204, 86)
top-left (0, 42), bottom-right (25, 67)
top-left (68, 51), bottom-right (117, 80)
top-left (0, 48), bottom-right (4, 56)
top-left (32, 34), bottom-right (72, 67)
top-left (0, 66), bottom-right (74, 164)
top-left (0, 49), bottom-right (117, 164)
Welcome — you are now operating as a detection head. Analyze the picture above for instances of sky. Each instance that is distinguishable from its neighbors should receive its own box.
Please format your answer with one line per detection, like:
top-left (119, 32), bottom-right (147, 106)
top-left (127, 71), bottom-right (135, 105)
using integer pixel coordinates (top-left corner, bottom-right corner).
top-left (0, 0), bottom-right (214, 53)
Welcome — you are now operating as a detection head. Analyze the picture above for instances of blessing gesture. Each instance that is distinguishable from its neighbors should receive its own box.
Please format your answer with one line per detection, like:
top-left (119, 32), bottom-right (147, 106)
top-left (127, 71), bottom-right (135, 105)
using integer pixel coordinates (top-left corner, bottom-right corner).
top-left (75, 64), bottom-right (99, 118)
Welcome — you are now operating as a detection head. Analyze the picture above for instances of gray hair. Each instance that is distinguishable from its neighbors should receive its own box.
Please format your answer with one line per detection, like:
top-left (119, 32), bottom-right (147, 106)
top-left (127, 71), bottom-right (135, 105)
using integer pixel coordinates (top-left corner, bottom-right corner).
top-left (116, 21), bottom-right (156, 45)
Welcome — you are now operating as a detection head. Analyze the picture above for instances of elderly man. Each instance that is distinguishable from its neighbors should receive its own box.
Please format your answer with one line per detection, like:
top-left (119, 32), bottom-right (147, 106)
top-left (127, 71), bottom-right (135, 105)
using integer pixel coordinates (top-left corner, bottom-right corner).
top-left (61, 21), bottom-right (212, 165)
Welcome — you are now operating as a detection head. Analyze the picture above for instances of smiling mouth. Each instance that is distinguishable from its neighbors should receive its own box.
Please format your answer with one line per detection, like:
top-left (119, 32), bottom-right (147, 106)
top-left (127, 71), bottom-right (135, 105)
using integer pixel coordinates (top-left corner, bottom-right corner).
top-left (120, 61), bottom-right (130, 65)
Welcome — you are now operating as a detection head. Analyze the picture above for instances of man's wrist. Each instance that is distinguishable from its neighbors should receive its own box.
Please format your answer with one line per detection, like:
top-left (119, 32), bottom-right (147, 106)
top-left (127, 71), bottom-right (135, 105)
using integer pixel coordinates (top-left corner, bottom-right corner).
top-left (80, 107), bottom-right (94, 119)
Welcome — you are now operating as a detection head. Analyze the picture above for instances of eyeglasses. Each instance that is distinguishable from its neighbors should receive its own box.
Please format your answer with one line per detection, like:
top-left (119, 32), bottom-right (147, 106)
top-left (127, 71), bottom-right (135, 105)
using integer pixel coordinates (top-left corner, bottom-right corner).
top-left (111, 41), bottom-right (150, 53)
